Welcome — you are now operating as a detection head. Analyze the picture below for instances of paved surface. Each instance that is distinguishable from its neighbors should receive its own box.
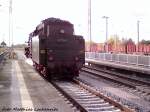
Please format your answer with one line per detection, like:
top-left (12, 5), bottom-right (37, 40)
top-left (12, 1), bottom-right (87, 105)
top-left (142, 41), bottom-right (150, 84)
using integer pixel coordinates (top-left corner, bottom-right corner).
top-left (86, 59), bottom-right (150, 75)
top-left (0, 50), bottom-right (74, 112)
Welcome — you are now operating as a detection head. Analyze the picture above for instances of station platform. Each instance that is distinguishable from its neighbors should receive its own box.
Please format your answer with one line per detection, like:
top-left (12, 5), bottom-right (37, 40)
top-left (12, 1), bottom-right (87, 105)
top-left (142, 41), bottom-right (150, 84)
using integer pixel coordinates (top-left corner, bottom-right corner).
top-left (0, 50), bottom-right (74, 112)
top-left (86, 59), bottom-right (150, 75)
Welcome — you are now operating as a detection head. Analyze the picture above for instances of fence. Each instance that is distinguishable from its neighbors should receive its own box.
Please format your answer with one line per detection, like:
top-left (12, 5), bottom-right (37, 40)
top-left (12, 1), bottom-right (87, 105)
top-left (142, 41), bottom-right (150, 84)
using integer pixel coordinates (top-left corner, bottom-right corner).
top-left (85, 52), bottom-right (150, 67)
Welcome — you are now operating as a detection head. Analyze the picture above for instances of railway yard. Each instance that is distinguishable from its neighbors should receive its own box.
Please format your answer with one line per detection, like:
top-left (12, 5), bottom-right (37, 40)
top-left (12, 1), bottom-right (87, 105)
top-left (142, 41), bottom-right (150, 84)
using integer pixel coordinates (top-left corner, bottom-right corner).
top-left (0, 49), bottom-right (150, 112)
top-left (1, 0), bottom-right (150, 112)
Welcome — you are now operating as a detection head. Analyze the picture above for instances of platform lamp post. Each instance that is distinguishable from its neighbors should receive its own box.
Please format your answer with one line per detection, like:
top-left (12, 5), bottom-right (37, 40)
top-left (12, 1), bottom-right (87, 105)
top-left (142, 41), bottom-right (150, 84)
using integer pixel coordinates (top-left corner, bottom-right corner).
top-left (8, 0), bottom-right (14, 59)
top-left (137, 20), bottom-right (140, 52)
top-left (102, 16), bottom-right (109, 53)
top-left (88, 0), bottom-right (92, 52)
top-left (9, 0), bottom-right (13, 48)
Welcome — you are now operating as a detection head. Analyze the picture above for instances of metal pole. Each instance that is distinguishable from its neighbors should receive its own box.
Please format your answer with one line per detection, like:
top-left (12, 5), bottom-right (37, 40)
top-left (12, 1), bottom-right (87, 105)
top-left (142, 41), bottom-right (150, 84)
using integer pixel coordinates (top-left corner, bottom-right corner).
top-left (9, 0), bottom-right (13, 48)
top-left (106, 17), bottom-right (108, 52)
top-left (102, 16), bottom-right (109, 52)
top-left (137, 20), bottom-right (140, 52)
top-left (88, 0), bottom-right (91, 52)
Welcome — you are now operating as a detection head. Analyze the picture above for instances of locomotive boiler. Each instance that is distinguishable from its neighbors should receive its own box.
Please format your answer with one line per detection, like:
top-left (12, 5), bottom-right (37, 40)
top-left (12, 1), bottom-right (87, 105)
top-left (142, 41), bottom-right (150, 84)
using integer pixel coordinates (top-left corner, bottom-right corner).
top-left (26, 18), bottom-right (85, 79)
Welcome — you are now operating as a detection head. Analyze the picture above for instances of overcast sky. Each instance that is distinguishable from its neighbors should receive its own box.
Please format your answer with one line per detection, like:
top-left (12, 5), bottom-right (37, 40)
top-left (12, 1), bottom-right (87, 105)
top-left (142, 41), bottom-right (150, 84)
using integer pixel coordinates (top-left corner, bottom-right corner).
top-left (0, 0), bottom-right (150, 45)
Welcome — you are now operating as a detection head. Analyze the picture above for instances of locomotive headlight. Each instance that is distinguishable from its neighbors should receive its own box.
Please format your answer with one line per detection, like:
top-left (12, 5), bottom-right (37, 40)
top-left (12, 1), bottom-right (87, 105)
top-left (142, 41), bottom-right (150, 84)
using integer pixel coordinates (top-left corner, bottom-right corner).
top-left (49, 50), bottom-right (53, 53)
top-left (80, 50), bottom-right (84, 53)
top-left (75, 57), bottom-right (79, 61)
top-left (48, 50), bottom-right (53, 61)
top-left (60, 29), bottom-right (65, 33)
top-left (49, 56), bottom-right (53, 61)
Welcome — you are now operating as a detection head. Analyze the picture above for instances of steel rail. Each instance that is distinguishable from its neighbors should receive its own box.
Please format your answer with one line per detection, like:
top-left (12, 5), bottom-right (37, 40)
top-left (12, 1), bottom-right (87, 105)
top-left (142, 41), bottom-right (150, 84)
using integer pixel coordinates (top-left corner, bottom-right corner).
top-left (82, 67), bottom-right (136, 89)
top-left (51, 81), bottom-right (87, 112)
top-left (74, 78), bottom-right (133, 112)
top-left (81, 66), bottom-right (150, 104)
top-left (84, 65), bottom-right (150, 86)
top-left (51, 79), bottom-right (134, 112)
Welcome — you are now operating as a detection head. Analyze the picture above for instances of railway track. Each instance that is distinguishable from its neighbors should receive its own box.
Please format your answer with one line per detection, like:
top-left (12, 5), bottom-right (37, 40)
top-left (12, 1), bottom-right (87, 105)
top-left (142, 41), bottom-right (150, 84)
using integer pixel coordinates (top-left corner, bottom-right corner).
top-left (82, 65), bottom-right (150, 102)
top-left (51, 79), bottom-right (134, 112)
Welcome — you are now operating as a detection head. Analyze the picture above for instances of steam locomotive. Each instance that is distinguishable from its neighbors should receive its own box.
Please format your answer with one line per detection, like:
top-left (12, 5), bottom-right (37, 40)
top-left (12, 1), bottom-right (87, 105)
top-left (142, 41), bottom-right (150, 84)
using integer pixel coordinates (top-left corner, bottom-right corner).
top-left (25, 18), bottom-right (85, 79)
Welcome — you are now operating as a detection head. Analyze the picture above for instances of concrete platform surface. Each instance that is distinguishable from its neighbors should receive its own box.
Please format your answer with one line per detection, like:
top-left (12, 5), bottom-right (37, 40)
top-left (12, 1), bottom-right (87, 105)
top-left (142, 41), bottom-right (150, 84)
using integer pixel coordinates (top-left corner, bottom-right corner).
top-left (0, 50), bottom-right (74, 112)
top-left (86, 59), bottom-right (150, 75)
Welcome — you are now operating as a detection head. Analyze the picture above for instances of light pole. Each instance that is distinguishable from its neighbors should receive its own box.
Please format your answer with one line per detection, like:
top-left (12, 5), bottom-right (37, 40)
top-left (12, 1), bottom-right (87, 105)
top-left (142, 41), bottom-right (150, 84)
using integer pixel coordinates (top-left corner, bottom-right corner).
top-left (9, 0), bottom-right (13, 48)
top-left (88, 0), bottom-right (91, 52)
top-left (102, 16), bottom-right (109, 52)
top-left (137, 20), bottom-right (140, 52)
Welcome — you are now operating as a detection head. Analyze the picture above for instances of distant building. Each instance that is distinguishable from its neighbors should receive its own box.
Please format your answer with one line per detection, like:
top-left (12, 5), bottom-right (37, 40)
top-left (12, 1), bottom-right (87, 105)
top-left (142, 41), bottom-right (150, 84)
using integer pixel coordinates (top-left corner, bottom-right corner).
top-left (0, 41), bottom-right (7, 47)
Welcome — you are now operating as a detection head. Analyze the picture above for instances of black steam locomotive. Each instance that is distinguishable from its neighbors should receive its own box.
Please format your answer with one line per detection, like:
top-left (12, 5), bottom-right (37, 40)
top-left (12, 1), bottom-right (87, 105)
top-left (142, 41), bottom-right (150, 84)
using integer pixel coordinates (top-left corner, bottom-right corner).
top-left (25, 18), bottom-right (85, 79)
